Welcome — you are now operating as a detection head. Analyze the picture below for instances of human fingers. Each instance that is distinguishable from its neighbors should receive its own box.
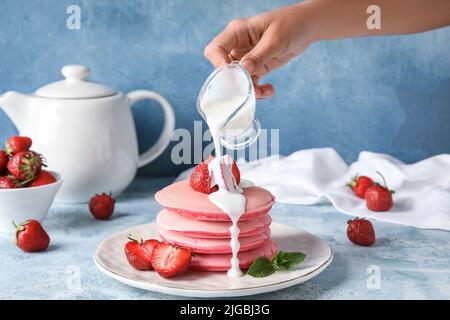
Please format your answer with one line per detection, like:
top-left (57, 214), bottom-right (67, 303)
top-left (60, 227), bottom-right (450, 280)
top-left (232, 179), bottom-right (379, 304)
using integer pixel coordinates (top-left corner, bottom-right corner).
top-left (252, 76), bottom-right (275, 99)
top-left (204, 19), bottom-right (248, 67)
top-left (240, 27), bottom-right (281, 75)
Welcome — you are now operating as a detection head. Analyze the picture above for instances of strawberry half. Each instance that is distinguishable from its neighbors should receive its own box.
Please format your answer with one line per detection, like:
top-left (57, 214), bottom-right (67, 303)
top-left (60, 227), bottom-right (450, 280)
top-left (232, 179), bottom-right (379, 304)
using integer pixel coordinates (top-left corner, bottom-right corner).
top-left (347, 175), bottom-right (373, 199)
top-left (6, 136), bottom-right (32, 156)
top-left (151, 242), bottom-right (192, 278)
top-left (189, 156), bottom-right (241, 194)
top-left (206, 155), bottom-right (240, 185)
top-left (231, 161), bottom-right (241, 185)
top-left (124, 234), bottom-right (160, 271)
top-left (190, 161), bottom-right (216, 194)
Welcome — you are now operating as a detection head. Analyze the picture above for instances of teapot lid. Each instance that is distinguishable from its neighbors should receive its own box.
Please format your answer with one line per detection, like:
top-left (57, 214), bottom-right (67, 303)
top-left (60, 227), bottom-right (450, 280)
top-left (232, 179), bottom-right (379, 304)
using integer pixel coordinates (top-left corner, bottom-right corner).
top-left (35, 65), bottom-right (117, 99)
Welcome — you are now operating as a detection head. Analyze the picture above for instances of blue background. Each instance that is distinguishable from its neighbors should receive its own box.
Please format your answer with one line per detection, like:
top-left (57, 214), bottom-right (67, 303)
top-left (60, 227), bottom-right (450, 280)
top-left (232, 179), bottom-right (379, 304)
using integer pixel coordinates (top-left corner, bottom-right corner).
top-left (0, 0), bottom-right (449, 176)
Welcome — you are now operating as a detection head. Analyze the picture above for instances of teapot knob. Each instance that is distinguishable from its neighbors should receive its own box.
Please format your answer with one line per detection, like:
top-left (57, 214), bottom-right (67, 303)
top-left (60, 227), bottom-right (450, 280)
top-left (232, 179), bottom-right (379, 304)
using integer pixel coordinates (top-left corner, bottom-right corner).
top-left (61, 65), bottom-right (90, 81)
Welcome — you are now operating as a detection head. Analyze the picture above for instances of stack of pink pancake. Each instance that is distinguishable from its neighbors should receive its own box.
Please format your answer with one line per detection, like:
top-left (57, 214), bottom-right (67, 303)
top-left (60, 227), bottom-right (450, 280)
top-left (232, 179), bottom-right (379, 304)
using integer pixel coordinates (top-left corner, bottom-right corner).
top-left (155, 180), bottom-right (278, 271)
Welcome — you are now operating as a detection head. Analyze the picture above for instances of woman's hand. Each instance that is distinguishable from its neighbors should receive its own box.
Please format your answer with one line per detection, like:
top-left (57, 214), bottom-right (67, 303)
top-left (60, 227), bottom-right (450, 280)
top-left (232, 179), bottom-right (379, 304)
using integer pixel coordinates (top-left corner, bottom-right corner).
top-left (204, 3), bottom-right (316, 99)
top-left (204, 0), bottom-right (450, 99)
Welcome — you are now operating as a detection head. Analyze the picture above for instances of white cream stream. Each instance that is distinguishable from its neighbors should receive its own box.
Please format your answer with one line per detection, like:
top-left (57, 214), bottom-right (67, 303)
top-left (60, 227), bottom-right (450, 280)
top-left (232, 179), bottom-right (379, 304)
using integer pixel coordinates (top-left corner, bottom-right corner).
top-left (201, 95), bottom-right (251, 277)
top-left (208, 156), bottom-right (245, 277)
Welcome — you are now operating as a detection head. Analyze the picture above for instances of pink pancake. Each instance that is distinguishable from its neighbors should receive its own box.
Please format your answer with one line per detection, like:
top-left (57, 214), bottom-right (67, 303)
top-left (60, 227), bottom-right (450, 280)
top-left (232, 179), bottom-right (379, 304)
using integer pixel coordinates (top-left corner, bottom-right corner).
top-left (159, 227), bottom-right (271, 254)
top-left (191, 240), bottom-right (279, 271)
top-left (155, 180), bottom-right (275, 221)
top-left (156, 209), bottom-right (272, 239)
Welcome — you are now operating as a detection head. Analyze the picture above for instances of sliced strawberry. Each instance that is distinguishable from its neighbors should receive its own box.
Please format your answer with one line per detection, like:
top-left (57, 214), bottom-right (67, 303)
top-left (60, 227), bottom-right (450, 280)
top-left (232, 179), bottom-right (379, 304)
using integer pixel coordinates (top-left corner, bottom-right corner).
top-left (151, 242), bottom-right (192, 278)
top-left (190, 162), bottom-right (217, 194)
top-left (218, 156), bottom-right (239, 191)
top-left (206, 155), bottom-right (240, 185)
top-left (190, 156), bottom-right (241, 194)
top-left (231, 161), bottom-right (241, 185)
top-left (124, 234), bottom-right (159, 271)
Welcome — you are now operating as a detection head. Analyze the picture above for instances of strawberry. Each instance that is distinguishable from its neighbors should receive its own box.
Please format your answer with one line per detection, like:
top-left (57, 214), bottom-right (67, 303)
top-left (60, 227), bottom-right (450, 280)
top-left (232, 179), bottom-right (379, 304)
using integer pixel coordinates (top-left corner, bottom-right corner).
top-left (0, 150), bottom-right (8, 173)
top-left (29, 170), bottom-right (56, 187)
top-left (151, 242), bottom-right (192, 278)
top-left (232, 162), bottom-right (241, 185)
top-left (124, 234), bottom-right (160, 270)
top-left (13, 219), bottom-right (50, 252)
top-left (190, 161), bottom-right (217, 194)
top-left (89, 193), bottom-right (115, 220)
top-left (189, 156), bottom-right (241, 194)
top-left (6, 136), bottom-right (32, 156)
top-left (206, 155), bottom-right (240, 185)
top-left (0, 176), bottom-right (18, 189)
top-left (7, 151), bottom-right (43, 181)
top-left (347, 175), bottom-right (373, 199)
top-left (347, 218), bottom-right (376, 246)
top-left (365, 172), bottom-right (394, 212)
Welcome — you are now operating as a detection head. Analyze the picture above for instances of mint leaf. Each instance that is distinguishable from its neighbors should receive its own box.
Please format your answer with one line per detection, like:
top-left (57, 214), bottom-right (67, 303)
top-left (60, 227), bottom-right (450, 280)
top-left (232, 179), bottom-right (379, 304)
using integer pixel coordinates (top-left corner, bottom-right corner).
top-left (271, 251), bottom-right (305, 271)
top-left (247, 251), bottom-right (306, 278)
top-left (247, 257), bottom-right (276, 278)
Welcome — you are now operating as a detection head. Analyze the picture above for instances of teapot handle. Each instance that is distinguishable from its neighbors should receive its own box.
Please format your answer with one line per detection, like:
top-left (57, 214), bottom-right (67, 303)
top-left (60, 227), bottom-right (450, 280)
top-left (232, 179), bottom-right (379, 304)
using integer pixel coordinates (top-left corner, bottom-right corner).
top-left (126, 90), bottom-right (175, 168)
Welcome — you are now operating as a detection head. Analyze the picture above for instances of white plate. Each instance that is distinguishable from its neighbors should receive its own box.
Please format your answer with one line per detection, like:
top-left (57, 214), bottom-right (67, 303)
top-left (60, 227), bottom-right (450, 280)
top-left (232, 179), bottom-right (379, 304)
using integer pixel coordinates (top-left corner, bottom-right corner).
top-left (94, 222), bottom-right (333, 298)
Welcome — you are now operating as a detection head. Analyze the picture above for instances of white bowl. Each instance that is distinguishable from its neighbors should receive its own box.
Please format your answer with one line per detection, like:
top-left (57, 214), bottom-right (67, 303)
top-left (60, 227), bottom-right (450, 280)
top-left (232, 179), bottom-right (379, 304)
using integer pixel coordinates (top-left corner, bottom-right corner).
top-left (0, 171), bottom-right (63, 233)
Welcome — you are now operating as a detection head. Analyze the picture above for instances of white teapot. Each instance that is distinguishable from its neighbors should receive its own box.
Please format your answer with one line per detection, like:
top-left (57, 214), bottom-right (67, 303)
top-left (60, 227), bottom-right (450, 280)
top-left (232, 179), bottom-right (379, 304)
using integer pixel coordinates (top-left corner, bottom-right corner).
top-left (0, 65), bottom-right (175, 203)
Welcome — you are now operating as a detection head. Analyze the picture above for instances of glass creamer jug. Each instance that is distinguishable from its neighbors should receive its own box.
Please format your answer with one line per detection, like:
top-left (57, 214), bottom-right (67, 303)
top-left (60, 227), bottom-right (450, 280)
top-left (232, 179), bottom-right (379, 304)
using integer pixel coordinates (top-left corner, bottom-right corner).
top-left (197, 61), bottom-right (260, 150)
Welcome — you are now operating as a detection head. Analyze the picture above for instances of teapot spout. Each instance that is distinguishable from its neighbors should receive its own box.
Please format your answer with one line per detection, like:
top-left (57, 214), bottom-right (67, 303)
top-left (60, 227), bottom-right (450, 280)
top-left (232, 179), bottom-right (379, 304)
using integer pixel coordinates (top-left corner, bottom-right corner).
top-left (0, 91), bottom-right (31, 132)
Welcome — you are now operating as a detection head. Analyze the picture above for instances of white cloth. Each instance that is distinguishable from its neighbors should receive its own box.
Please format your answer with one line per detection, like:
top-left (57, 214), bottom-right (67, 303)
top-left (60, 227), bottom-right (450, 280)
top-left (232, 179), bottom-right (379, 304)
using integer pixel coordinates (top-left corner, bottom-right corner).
top-left (177, 148), bottom-right (450, 231)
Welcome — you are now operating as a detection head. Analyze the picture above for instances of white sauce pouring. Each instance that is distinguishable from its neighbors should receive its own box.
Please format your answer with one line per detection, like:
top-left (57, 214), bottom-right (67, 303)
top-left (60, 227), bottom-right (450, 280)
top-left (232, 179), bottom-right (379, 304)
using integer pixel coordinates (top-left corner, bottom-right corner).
top-left (201, 95), bottom-right (250, 277)
top-left (208, 156), bottom-right (245, 277)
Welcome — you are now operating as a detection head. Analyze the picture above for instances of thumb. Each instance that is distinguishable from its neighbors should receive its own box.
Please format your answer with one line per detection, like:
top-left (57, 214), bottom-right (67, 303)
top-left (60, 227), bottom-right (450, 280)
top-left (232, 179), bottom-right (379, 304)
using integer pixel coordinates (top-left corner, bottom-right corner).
top-left (241, 31), bottom-right (279, 75)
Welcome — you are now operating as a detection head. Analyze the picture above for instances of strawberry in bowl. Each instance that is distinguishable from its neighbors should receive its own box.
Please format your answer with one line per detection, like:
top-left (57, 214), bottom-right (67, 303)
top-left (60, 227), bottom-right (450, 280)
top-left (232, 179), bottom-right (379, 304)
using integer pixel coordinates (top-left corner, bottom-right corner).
top-left (0, 136), bottom-right (63, 233)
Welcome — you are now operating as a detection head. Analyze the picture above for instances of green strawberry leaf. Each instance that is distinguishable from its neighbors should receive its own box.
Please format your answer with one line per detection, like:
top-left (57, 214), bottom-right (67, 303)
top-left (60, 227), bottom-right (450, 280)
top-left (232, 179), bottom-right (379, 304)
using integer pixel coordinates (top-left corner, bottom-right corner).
top-left (247, 257), bottom-right (276, 278)
top-left (271, 251), bottom-right (306, 271)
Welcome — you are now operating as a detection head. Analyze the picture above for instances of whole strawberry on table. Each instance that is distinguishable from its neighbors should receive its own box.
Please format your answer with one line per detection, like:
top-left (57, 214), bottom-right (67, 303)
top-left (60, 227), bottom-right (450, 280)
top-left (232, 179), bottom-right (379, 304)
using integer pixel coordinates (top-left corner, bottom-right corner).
top-left (347, 218), bottom-right (376, 246)
top-left (13, 219), bottom-right (50, 252)
top-left (89, 193), bottom-right (116, 220)
top-left (0, 136), bottom-right (56, 189)
top-left (345, 171), bottom-right (395, 247)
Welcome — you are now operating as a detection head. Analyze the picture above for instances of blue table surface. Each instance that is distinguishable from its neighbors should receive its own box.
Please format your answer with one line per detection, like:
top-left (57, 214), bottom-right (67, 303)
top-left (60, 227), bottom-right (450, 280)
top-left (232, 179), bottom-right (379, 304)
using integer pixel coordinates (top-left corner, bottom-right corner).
top-left (1, 177), bottom-right (449, 300)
